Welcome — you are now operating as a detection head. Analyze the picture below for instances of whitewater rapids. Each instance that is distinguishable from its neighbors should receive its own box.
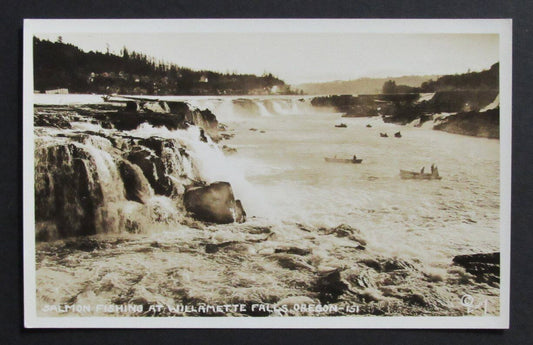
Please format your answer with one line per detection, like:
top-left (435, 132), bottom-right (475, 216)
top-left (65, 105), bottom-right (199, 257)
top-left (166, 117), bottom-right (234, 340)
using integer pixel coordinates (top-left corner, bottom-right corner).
top-left (34, 95), bottom-right (500, 317)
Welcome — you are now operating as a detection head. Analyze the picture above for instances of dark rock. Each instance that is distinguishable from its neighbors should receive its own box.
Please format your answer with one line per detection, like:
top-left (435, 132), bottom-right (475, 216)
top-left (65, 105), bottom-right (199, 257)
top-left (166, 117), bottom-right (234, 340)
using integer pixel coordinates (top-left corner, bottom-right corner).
top-left (246, 226), bottom-right (272, 234)
top-left (452, 252), bottom-right (499, 285)
top-left (382, 258), bottom-right (414, 272)
top-left (425, 90), bottom-right (498, 113)
top-left (64, 238), bottom-right (102, 252)
top-left (312, 269), bottom-right (351, 304)
top-left (35, 143), bottom-right (104, 239)
top-left (270, 254), bottom-right (314, 271)
top-left (126, 146), bottom-right (174, 196)
top-left (185, 109), bottom-right (219, 138)
top-left (360, 258), bottom-right (414, 272)
top-left (221, 145), bottom-right (237, 154)
top-left (183, 182), bottom-right (246, 224)
top-left (104, 111), bottom-right (186, 131)
top-left (274, 247), bottom-right (311, 256)
top-left (434, 108), bottom-right (499, 139)
top-left (204, 241), bottom-right (238, 254)
top-left (118, 160), bottom-right (153, 203)
top-left (34, 111), bottom-right (72, 129)
top-left (312, 95), bottom-right (381, 117)
top-left (106, 101), bottom-right (220, 139)
top-left (360, 259), bottom-right (382, 271)
top-left (322, 224), bottom-right (367, 246)
top-left (235, 200), bottom-right (246, 223)
top-left (199, 129), bottom-right (208, 142)
top-left (35, 221), bottom-right (58, 242)
top-left (166, 101), bottom-right (190, 114)
top-left (205, 243), bottom-right (219, 253)
top-left (453, 252), bottom-right (499, 266)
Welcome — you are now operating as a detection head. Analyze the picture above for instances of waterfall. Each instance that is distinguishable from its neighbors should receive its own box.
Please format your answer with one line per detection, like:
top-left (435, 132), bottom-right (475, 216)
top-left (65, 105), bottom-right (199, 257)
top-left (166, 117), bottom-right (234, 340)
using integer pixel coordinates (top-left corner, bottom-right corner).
top-left (180, 96), bottom-right (325, 120)
top-left (33, 95), bottom-right (329, 241)
top-left (34, 114), bottom-right (227, 240)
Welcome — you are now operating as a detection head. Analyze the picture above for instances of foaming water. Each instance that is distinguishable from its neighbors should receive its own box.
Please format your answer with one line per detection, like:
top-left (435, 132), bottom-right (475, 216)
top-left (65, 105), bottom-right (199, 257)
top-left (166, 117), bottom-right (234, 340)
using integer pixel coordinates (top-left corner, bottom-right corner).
top-left (34, 95), bottom-right (501, 316)
top-left (224, 111), bottom-right (500, 265)
top-left (127, 123), bottom-right (261, 213)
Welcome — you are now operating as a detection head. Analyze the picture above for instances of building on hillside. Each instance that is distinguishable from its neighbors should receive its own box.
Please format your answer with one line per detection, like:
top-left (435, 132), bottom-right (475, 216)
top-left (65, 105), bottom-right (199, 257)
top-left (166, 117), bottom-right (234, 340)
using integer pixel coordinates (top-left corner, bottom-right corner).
top-left (45, 88), bottom-right (69, 94)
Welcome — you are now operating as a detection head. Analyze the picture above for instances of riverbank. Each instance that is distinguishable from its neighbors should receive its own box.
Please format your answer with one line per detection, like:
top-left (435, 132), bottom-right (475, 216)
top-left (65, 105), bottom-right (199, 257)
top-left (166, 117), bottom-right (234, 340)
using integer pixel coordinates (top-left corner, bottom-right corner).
top-left (310, 91), bottom-right (500, 139)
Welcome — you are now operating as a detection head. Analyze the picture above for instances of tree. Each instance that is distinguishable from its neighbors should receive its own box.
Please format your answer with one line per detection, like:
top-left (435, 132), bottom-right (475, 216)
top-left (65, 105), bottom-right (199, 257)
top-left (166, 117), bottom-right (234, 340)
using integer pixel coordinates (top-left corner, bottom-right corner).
top-left (382, 80), bottom-right (397, 94)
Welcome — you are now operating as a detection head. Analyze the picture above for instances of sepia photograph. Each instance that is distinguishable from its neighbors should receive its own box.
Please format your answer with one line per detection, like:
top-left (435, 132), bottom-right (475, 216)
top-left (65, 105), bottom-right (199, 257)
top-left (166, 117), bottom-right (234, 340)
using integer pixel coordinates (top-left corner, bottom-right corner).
top-left (23, 19), bottom-right (511, 328)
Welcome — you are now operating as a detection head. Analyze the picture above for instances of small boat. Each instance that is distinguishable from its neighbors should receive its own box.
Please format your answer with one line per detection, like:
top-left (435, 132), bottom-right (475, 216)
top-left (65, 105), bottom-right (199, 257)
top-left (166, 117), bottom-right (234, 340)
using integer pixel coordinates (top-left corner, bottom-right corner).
top-left (380, 133), bottom-right (388, 137)
top-left (335, 123), bottom-right (347, 128)
top-left (400, 169), bottom-right (441, 180)
top-left (366, 124), bottom-right (372, 128)
top-left (394, 131), bottom-right (402, 138)
top-left (325, 157), bottom-right (363, 164)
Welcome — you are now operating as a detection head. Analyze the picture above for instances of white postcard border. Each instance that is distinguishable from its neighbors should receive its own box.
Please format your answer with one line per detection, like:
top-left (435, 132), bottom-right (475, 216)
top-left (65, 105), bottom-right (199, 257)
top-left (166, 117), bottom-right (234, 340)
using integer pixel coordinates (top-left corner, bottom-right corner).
top-left (23, 18), bottom-right (512, 329)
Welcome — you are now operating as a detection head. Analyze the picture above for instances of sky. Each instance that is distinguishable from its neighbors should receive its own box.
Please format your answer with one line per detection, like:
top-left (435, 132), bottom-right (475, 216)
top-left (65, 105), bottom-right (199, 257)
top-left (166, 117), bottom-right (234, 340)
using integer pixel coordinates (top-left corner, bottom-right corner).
top-left (35, 32), bottom-right (499, 85)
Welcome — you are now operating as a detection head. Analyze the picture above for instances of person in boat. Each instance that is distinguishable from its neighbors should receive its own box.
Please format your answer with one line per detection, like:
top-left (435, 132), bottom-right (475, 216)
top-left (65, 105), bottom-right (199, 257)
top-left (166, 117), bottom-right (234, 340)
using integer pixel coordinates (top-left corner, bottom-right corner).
top-left (420, 167), bottom-right (425, 174)
top-left (431, 165), bottom-right (439, 177)
top-left (352, 155), bottom-right (357, 162)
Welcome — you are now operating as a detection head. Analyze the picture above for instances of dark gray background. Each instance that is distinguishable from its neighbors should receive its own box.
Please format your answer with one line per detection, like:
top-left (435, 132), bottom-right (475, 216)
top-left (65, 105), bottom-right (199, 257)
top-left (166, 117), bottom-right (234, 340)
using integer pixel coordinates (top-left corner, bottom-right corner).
top-left (2, 1), bottom-right (532, 344)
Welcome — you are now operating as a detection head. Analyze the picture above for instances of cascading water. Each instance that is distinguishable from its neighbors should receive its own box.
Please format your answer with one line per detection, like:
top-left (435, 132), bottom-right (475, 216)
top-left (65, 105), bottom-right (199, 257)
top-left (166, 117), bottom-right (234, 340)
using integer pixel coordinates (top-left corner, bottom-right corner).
top-left (177, 96), bottom-right (326, 121)
top-left (33, 104), bottom-right (237, 240)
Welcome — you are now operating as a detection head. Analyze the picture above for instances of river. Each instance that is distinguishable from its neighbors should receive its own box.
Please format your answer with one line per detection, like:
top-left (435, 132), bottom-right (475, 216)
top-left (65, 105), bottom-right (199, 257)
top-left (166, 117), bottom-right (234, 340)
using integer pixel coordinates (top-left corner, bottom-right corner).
top-left (33, 94), bottom-right (501, 316)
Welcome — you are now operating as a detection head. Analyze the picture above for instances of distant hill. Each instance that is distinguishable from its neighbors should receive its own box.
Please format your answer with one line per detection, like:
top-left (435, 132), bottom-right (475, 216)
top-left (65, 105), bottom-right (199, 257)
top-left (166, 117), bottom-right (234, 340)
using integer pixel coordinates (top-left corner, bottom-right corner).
top-left (295, 75), bottom-right (440, 95)
top-left (419, 63), bottom-right (498, 92)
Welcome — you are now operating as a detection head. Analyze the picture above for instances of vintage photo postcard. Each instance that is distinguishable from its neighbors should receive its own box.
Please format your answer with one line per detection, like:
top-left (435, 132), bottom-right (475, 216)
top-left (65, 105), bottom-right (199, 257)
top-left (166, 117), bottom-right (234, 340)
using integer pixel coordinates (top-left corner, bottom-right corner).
top-left (23, 19), bottom-right (511, 328)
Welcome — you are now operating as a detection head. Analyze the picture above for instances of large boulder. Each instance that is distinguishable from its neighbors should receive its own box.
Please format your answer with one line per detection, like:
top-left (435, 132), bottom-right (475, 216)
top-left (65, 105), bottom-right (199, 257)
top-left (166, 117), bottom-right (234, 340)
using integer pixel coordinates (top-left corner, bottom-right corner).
top-left (183, 182), bottom-right (246, 224)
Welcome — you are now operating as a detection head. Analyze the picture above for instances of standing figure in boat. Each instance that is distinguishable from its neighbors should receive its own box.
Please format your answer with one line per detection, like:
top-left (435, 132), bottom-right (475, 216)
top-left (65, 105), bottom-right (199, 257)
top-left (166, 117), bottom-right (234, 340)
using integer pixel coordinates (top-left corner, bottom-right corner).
top-left (399, 163), bottom-right (441, 180)
top-left (431, 164), bottom-right (439, 178)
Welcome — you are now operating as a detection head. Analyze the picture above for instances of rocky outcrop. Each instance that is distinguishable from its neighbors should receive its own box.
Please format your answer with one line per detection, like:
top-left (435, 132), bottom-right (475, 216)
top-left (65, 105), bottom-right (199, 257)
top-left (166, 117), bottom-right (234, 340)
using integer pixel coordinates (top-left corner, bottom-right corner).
top-left (312, 269), bottom-right (351, 304)
top-left (118, 160), bottom-right (153, 203)
top-left (382, 90), bottom-right (498, 124)
top-left (126, 146), bottom-right (176, 196)
top-left (33, 102), bottom-right (240, 240)
top-left (433, 108), bottom-right (499, 139)
top-left (70, 100), bottom-right (220, 139)
top-left (183, 182), bottom-right (246, 224)
top-left (452, 252), bottom-right (499, 285)
top-left (184, 108), bottom-right (219, 140)
top-left (34, 111), bottom-right (73, 129)
top-left (35, 142), bottom-right (105, 240)
top-left (312, 95), bottom-right (381, 117)
top-left (312, 90), bottom-right (500, 138)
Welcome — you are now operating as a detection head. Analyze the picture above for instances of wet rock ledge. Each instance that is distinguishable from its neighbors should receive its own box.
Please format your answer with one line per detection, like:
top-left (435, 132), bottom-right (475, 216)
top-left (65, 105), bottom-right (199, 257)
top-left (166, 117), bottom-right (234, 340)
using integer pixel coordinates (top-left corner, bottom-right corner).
top-left (34, 101), bottom-right (244, 241)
